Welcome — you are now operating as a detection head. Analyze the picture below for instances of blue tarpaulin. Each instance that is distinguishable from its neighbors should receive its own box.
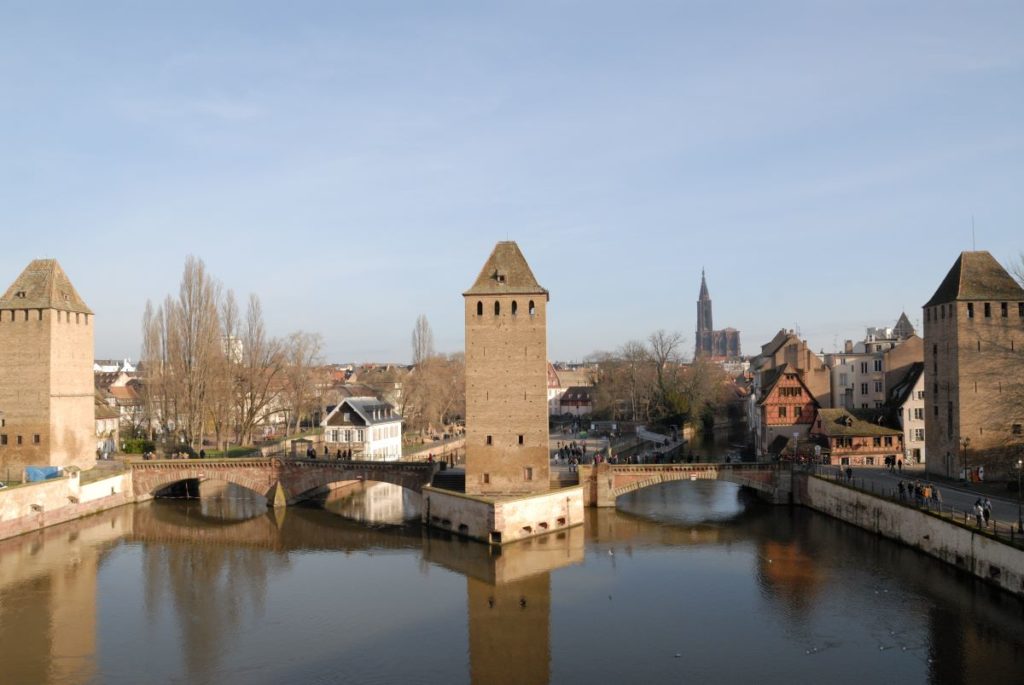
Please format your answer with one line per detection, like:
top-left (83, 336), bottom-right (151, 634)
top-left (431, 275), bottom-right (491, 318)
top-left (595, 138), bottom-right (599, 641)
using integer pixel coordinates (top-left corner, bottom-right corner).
top-left (25, 466), bottom-right (62, 482)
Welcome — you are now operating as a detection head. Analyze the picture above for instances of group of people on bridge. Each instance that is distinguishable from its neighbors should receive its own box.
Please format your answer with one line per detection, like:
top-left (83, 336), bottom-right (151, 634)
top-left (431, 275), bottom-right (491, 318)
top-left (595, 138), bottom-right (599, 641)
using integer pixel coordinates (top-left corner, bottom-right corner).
top-left (898, 480), bottom-right (942, 509)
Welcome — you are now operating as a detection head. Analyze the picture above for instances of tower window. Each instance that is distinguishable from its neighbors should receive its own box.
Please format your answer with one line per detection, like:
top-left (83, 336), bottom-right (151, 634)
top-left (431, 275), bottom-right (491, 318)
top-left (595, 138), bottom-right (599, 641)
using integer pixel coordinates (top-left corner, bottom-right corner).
top-left (511, 301), bottom-right (518, 316)
top-left (518, 434), bottom-right (524, 445)
top-left (483, 474), bottom-right (490, 485)
top-left (967, 303), bottom-right (974, 318)
top-left (14, 291), bottom-right (25, 298)
top-left (984, 303), bottom-right (991, 318)
top-left (1001, 302), bottom-right (1008, 317)
top-left (477, 301), bottom-right (483, 316)
top-left (1019, 303), bottom-right (1024, 318)
top-left (33, 434), bottom-right (40, 444)
top-left (529, 300), bottom-right (536, 316)
top-left (0, 435), bottom-right (6, 445)
top-left (17, 435), bottom-right (23, 445)
top-left (494, 301), bottom-right (500, 316)
top-left (486, 435), bottom-right (492, 445)
top-left (524, 467), bottom-right (533, 481)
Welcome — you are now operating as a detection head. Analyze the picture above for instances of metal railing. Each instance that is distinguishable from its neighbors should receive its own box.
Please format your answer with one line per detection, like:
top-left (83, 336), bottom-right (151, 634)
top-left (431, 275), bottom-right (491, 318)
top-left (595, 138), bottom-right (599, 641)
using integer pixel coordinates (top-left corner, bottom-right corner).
top-left (809, 465), bottom-right (1024, 549)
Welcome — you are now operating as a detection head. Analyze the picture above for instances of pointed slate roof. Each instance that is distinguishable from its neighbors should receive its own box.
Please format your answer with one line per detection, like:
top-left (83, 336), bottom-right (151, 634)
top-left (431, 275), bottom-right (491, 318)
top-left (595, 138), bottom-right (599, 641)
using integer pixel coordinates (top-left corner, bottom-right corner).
top-left (0, 259), bottom-right (92, 314)
top-left (924, 251), bottom-right (1024, 307)
top-left (893, 312), bottom-right (915, 339)
top-left (464, 241), bottom-right (548, 298)
top-left (698, 269), bottom-right (710, 300)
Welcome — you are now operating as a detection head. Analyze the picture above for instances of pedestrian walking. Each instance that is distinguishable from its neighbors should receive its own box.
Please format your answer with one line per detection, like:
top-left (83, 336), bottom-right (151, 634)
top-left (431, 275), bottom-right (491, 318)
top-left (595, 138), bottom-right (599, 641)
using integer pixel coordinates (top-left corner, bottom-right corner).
top-left (897, 481), bottom-right (905, 502)
top-left (897, 459), bottom-right (903, 473)
top-left (983, 499), bottom-right (992, 527)
top-left (975, 501), bottom-right (984, 528)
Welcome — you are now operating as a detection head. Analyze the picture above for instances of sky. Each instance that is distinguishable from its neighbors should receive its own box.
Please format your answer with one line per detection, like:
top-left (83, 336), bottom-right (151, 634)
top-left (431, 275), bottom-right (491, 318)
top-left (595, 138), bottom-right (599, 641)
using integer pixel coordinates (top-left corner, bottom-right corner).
top-left (1, 2), bottom-right (1022, 363)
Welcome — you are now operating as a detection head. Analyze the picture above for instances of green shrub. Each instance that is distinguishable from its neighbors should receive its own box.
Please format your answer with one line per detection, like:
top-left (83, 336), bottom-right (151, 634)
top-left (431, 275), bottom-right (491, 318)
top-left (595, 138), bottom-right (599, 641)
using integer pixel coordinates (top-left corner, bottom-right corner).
top-left (121, 438), bottom-right (155, 454)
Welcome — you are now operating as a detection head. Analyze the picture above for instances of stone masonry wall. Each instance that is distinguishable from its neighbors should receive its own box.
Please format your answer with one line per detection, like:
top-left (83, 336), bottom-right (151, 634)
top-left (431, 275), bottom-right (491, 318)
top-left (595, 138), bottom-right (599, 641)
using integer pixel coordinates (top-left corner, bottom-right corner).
top-left (464, 294), bottom-right (550, 495)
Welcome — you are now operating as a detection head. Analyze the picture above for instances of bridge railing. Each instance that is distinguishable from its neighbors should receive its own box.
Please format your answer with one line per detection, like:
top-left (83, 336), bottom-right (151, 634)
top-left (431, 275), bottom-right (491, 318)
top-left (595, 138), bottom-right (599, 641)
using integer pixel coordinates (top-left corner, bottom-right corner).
top-left (129, 457), bottom-right (438, 472)
top-left (810, 465), bottom-right (1024, 550)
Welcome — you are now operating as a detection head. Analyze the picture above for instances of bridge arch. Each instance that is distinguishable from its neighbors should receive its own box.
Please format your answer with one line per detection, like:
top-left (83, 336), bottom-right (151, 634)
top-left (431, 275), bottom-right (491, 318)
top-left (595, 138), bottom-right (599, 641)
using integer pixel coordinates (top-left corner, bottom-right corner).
top-left (583, 463), bottom-right (785, 507)
top-left (132, 462), bottom-right (279, 503)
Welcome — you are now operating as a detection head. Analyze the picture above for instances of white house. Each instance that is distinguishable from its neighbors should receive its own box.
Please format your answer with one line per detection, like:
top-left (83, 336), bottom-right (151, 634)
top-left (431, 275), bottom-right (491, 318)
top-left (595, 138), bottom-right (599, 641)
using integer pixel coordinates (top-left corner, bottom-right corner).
top-left (321, 397), bottom-right (402, 461)
top-left (888, 362), bottom-right (926, 465)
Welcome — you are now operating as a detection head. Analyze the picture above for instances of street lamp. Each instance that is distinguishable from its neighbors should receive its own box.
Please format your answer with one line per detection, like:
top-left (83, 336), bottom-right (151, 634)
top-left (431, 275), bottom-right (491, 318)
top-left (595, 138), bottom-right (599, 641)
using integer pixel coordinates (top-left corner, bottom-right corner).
top-left (960, 436), bottom-right (970, 482)
top-left (1017, 458), bottom-right (1023, 534)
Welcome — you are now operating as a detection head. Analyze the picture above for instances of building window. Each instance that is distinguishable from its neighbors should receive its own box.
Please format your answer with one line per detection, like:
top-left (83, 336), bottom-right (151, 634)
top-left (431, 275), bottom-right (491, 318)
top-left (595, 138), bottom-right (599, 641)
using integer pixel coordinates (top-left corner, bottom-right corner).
top-left (860, 362), bottom-right (868, 374)
top-left (486, 435), bottom-right (492, 445)
top-left (511, 300), bottom-right (518, 316)
top-left (860, 383), bottom-right (868, 395)
top-left (1001, 302), bottom-right (1008, 317)
top-left (914, 429), bottom-right (925, 441)
top-left (1019, 303), bottom-right (1024, 318)
top-left (1013, 424), bottom-right (1022, 436)
top-left (947, 402), bottom-right (953, 438)
top-left (477, 301), bottom-right (483, 316)
top-left (967, 302), bottom-right (974, 318)
top-left (914, 408), bottom-right (924, 420)
top-left (33, 434), bottom-right (40, 444)
top-left (482, 473), bottom-right (490, 484)
top-left (518, 434), bottom-right (524, 445)
top-left (0, 434), bottom-right (6, 446)
top-left (874, 359), bottom-right (882, 372)
top-left (941, 306), bottom-right (945, 320)
top-left (16, 435), bottom-right (23, 445)
top-left (839, 372), bottom-right (848, 386)
top-left (524, 467), bottom-right (533, 481)
top-left (933, 405), bottom-right (938, 417)
top-left (866, 457), bottom-right (875, 466)
top-left (529, 300), bottom-right (536, 317)
top-left (874, 381), bottom-right (882, 393)
top-left (884, 436), bottom-right (893, 446)
top-left (778, 406), bottom-right (787, 418)
top-left (794, 406), bottom-right (802, 418)
top-left (873, 437), bottom-right (881, 447)
top-left (926, 309), bottom-right (930, 322)
top-left (494, 301), bottom-right (501, 316)
top-left (916, 391), bottom-right (924, 400)
top-left (984, 302), bottom-right (991, 318)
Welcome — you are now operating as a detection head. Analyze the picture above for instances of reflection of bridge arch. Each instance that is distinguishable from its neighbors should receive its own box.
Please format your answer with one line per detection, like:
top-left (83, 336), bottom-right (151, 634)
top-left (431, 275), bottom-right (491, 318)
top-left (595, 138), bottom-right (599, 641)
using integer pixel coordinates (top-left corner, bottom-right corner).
top-left (130, 459), bottom-right (440, 507)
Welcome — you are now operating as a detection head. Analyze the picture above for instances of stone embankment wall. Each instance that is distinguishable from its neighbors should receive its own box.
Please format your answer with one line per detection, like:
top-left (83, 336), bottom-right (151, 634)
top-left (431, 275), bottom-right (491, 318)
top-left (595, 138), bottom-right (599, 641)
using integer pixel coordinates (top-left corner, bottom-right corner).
top-left (796, 474), bottom-right (1024, 598)
top-left (0, 470), bottom-right (132, 541)
top-left (423, 485), bottom-right (584, 545)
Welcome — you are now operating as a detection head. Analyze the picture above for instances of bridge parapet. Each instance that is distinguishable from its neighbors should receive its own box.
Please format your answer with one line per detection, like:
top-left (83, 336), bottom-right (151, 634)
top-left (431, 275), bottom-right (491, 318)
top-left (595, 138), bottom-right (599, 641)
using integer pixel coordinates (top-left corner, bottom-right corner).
top-left (129, 459), bottom-right (441, 506)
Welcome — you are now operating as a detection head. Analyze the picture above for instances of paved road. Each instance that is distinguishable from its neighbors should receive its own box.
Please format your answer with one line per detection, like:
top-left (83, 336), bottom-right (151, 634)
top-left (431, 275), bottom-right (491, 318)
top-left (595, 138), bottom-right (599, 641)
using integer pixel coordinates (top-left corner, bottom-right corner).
top-left (818, 465), bottom-right (1023, 530)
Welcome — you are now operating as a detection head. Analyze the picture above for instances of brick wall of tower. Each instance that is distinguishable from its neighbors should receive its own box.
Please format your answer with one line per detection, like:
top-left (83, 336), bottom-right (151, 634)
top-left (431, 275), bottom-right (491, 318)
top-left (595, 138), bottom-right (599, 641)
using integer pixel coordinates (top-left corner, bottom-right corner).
top-left (464, 295), bottom-right (550, 495)
top-left (48, 309), bottom-right (96, 471)
top-left (0, 307), bottom-right (95, 479)
top-left (925, 299), bottom-right (1024, 480)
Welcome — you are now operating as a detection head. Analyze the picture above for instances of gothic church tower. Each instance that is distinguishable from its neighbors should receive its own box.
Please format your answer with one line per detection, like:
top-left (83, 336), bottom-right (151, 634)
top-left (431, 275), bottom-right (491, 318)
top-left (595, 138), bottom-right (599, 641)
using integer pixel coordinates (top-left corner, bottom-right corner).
top-left (0, 260), bottom-right (96, 477)
top-left (463, 242), bottom-right (550, 495)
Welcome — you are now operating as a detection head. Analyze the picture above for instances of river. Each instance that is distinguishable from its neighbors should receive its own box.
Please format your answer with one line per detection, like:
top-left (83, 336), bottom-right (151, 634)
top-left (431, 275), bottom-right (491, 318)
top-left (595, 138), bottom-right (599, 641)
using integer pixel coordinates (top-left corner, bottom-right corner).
top-left (1, 480), bottom-right (1022, 684)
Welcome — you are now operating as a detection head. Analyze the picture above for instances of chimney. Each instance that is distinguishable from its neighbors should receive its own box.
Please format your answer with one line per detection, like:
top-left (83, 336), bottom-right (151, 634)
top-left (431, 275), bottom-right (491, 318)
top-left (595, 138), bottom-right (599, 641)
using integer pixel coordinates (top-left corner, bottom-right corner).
top-left (844, 340), bottom-right (853, 353)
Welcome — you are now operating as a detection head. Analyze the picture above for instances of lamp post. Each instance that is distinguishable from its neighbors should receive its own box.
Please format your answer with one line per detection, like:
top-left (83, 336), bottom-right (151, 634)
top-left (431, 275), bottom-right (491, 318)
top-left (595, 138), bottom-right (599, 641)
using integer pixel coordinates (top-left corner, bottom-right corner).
top-left (1017, 458), bottom-right (1022, 534)
top-left (960, 436), bottom-right (970, 482)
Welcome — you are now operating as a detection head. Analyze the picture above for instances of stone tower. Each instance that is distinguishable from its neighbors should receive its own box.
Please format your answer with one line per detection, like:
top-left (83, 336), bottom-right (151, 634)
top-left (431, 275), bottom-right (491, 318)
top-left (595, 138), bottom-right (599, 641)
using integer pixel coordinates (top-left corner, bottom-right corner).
top-left (463, 242), bottom-right (550, 495)
top-left (923, 251), bottom-right (1024, 480)
top-left (0, 259), bottom-right (96, 477)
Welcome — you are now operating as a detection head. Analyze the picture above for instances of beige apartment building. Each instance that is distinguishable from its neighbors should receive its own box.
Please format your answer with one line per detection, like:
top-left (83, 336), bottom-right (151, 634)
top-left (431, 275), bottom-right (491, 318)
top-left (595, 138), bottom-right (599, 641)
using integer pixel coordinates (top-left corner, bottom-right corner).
top-left (923, 251), bottom-right (1024, 480)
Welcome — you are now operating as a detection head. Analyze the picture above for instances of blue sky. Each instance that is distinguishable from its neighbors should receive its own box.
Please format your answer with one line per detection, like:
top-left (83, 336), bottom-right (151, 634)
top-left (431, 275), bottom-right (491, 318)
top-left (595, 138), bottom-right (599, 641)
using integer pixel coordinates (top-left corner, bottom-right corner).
top-left (1, 2), bottom-right (1022, 362)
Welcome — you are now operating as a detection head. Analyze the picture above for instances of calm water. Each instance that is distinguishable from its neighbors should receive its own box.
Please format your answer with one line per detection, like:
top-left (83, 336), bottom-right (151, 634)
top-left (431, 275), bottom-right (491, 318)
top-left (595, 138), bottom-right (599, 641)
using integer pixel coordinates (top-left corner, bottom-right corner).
top-left (1, 480), bottom-right (1023, 685)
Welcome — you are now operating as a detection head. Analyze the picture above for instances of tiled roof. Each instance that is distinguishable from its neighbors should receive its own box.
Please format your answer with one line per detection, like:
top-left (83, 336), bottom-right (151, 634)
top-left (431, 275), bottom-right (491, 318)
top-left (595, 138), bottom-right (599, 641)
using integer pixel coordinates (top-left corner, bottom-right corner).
top-left (0, 259), bottom-right (92, 314)
top-left (464, 241), bottom-right (549, 297)
top-left (924, 251), bottom-right (1024, 307)
top-left (893, 312), bottom-right (916, 339)
top-left (815, 408), bottom-right (902, 437)
top-left (887, 362), bottom-right (924, 409)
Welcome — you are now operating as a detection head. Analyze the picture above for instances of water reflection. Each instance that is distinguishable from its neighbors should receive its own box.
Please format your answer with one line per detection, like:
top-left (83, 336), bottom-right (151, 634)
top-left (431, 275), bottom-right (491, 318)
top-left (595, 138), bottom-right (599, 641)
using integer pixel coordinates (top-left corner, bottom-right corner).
top-left (0, 481), bottom-right (1022, 684)
top-left (318, 481), bottom-right (422, 524)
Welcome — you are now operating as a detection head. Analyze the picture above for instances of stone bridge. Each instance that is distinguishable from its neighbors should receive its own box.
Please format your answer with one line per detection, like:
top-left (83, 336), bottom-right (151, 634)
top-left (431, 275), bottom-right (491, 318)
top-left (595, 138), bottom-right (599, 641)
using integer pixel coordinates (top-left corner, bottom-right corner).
top-left (578, 462), bottom-right (791, 507)
top-left (130, 458), bottom-right (440, 507)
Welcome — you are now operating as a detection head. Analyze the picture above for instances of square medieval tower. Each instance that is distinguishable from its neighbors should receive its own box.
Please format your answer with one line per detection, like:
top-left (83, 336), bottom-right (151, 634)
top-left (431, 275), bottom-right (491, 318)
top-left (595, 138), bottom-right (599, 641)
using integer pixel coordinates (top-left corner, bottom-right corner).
top-left (0, 260), bottom-right (96, 477)
top-left (923, 251), bottom-right (1024, 480)
top-left (464, 242), bottom-right (550, 495)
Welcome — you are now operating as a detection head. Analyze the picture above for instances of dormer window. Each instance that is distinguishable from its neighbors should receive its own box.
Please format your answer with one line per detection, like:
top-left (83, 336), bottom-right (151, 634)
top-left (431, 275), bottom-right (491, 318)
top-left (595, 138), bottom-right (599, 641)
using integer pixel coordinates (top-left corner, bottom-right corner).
top-left (14, 291), bottom-right (26, 299)
top-left (494, 271), bottom-right (506, 284)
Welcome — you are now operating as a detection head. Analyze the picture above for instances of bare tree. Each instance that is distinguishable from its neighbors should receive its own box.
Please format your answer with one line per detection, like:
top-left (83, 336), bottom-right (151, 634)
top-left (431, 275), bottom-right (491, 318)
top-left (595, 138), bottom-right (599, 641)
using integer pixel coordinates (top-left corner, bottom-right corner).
top-left (411, 314), bottom-right (435, 365)
top-left (1012, 252), bottom-right (1024, 287)
top-left (207, 289), bottom-right (238, 451)
top-left (234, 295), bottom-right (285, 444)
top-left (281, 331), bottom-right (324, 434)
